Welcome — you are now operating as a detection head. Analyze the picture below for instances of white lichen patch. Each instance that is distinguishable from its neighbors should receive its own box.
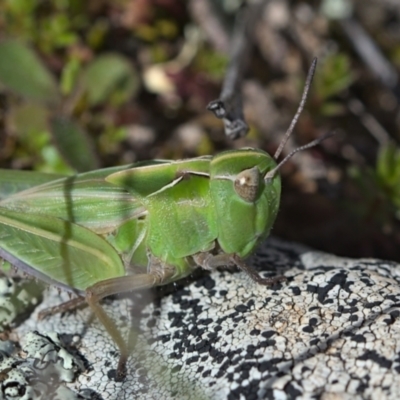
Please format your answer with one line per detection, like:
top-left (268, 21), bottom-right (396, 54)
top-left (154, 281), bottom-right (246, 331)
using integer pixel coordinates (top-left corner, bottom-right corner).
top-left (0, 276), bottom-right (43, 330)
top-left (5, 238), bottom-right (400, 399)
top-left (22, 331), bottom-right (84, 382)
top-left (0, 333), bottom-right (84, 400)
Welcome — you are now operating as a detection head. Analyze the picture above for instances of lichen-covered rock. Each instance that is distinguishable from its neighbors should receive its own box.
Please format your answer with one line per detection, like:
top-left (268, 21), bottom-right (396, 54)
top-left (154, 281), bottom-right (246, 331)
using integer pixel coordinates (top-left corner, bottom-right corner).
top-left (0, 335), bottom-right (83, 400)
top-left (3, 238), bottom-right (400, 399)
top-left (0, 275), bottom-right (43, 330)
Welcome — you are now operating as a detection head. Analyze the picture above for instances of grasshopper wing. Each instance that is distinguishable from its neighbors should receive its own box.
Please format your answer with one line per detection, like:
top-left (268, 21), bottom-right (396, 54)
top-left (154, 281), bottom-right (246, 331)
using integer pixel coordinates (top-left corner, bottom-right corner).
top-left (0, 169), bottom-right (65, 200)
top-left (0, 168), bottom-right (147, 234)
top-left (0, 207), bottom-right (125, 293)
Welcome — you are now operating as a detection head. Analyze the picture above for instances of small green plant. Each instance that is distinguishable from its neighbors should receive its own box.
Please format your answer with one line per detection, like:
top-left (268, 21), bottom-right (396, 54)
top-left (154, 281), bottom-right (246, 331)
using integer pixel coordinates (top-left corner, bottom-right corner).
top-left (0, 40), bottom-right (139, 173)
top-left (348, 142), bottom-right (400, 224)
top-left (376, 143), bottom-right (400, 218)
top-left (314, 53), bottom-right (354, 116)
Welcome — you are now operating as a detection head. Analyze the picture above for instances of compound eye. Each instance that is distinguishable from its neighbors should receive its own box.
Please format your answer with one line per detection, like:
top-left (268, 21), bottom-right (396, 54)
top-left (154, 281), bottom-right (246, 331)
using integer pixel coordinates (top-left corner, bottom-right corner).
top-left (234, 167), bottom-right (260, 202)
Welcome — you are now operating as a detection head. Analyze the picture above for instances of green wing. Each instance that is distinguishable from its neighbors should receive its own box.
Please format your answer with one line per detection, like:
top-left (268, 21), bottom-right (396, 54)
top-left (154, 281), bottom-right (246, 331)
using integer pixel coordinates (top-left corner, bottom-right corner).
top-left (0, 167), bottom-right (147, 234)
top-left (0, 169), bottom-right (65, 200)
top-left (0, 207), bottom-right (125, 292)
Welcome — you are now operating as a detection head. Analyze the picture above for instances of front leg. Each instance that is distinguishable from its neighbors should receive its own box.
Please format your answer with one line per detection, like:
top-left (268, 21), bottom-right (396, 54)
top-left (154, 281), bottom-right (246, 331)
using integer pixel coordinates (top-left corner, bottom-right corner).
top-left (193, 252), bottom-right (286, 286)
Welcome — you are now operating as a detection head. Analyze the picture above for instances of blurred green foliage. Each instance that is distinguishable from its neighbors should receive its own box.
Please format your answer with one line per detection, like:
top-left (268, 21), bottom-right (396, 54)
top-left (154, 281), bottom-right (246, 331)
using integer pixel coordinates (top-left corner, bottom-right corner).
top-left (0, 41), bottom-right (60, 103)
top-left (0, 38), bottom-right (140, 172)
top-left (0, 0), bottom-right (228, 174)
top-left (194, 46), bottom-right (228, 80)
top-left (376, 144), bottom-right (400, 215)
top-left (82, 54), bottom-right (140, 107)
top-left (1, 0), bottom-right (83, 52)
top-left (349, 142), bottom-right (400, 225)
top-left (314, 53), bottom-right (354, 116)
top-left (0, 1), bottom-right (142, 173)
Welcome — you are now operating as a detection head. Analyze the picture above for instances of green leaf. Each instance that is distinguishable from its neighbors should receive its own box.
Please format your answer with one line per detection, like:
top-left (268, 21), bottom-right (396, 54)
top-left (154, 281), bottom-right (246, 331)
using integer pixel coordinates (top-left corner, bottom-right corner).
top-left (315, 53), bottom-right (354, 101)
top-left (376, 143), bottom-right (400, 210)
top-left (50, 116), bottom-right (99, 172)
top-left (39, 145), bottom-right (74, 175)
top-left (319, 101), bottom-right (346, 117)
top-left (81, 53), bottom-right (140, 106)
top-left (60, 57), bottom-right (81, 95)
top-left (8, 103), bottom-right (50, 150)
top-left (376, 144), bottom-right (400, 187)
top-left (0, 40), bottom-right (60, 103)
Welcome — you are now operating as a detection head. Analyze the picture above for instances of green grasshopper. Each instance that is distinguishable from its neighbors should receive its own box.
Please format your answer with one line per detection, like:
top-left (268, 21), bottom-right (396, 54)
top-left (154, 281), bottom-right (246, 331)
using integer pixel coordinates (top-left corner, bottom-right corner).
top-left (0, 59), bottom-right (330, 379)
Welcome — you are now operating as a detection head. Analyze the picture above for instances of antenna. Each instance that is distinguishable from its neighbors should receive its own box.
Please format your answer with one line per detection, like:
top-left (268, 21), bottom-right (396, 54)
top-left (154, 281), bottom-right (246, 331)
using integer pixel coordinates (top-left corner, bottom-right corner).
top-left (264, 131), bottom-right (335, 181)
top-left (273, 58), bottom-right (318, 160)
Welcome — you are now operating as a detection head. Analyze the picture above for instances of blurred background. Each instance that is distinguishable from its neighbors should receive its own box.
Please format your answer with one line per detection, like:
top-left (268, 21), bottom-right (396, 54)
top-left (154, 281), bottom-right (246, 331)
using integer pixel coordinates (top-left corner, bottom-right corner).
top-left (0, 0), bottom-right (399, 261)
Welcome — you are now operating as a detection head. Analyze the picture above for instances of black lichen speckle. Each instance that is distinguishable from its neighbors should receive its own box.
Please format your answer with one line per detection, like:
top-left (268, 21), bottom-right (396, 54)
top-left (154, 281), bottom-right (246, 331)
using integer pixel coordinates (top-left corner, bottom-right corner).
top-left (358, 350), bottom-right (393, 369)
top-left (290, 286), bottom-right (301, 296)
top-left (352, 335), bottom-right (366, 343)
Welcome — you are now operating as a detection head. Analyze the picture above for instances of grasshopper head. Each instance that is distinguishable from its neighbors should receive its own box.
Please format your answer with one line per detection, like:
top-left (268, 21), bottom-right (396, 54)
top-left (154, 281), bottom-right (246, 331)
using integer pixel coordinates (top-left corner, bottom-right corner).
top-left (209, 58), bottom-right (333, 258)
top-left (210, 149), bottom-right (281, 258)
top-left (208, 59), bottom-right (335, 257)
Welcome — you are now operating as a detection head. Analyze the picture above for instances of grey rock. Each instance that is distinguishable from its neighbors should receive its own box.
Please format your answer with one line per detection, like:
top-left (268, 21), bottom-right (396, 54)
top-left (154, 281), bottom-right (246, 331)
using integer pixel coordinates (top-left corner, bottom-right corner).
top-left (2, 238), bottom-right (400, 399)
